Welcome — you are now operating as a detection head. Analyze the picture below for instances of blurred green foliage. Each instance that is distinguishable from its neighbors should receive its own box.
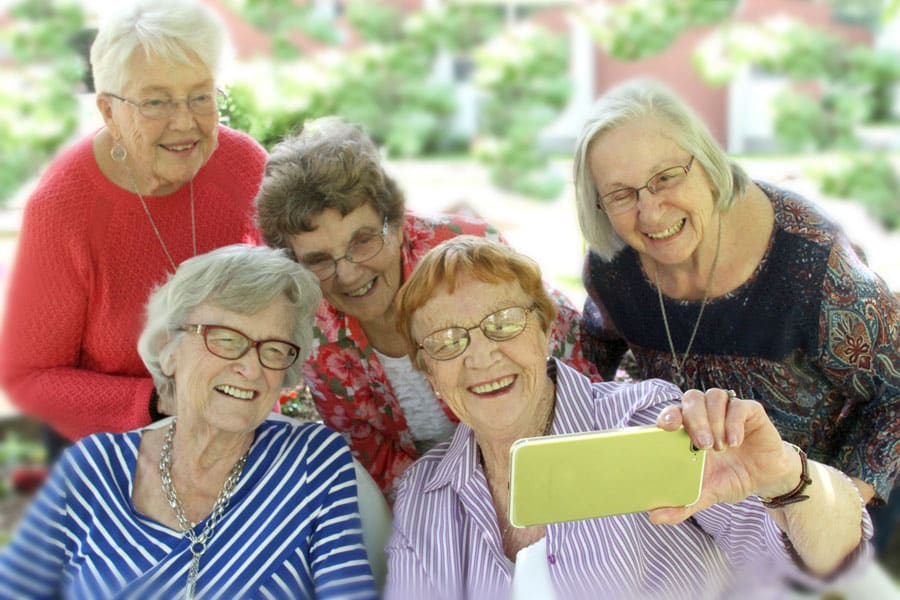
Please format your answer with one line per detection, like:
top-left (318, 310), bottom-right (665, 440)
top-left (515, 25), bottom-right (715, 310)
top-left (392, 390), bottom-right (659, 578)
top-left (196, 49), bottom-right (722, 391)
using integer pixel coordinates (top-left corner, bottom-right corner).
top-left (0, 0), bottom-right (85, 205)
top-left (220, 2), bottom-right (504, 159)
top-left (694, 15), bottom-right (900, 152)
top-left (815, 153), bottom-right (900, 230)
top-left (583, 0), bottom-right (739, 61)
top-left (1, 0), bottom-right (898, 217)
top-left (472, 24), bottom-right (571, 200)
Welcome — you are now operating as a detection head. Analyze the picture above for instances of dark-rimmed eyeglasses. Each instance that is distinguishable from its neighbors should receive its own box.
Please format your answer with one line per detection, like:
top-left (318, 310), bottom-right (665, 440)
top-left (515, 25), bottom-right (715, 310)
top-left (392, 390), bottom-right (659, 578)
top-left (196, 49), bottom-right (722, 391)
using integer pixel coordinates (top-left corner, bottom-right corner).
top-left (597, 156), bottom-right (694, 215)
top-left (106, 89), bottom-right (226, 120)
top-left (180, 324), bottom-right (300, 370)
top-left (417, 305), bottom-right (536, 361)
top-left (299, 217), bottom-right (389, 281)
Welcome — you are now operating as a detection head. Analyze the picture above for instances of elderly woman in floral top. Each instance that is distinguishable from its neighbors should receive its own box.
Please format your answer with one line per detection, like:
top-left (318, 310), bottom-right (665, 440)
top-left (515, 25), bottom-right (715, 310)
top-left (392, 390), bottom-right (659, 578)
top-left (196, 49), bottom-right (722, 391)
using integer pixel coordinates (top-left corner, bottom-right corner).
top-left (256, 117), bottom-right (599, 500)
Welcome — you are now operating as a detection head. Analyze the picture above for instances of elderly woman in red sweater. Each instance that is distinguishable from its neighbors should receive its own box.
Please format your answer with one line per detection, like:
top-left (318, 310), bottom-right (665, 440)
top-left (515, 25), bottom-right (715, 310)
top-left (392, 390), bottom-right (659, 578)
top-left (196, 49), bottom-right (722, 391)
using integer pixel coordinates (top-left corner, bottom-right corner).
top-left (0, 0), bottom-right (264, 448)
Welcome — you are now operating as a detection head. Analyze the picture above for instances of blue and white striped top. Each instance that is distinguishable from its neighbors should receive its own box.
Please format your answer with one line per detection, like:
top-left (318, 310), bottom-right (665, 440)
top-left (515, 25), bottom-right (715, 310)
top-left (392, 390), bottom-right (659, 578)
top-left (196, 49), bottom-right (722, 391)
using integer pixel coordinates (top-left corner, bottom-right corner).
top-left (0, 419), bottom-right (377, 599)
top-left (385, 359), bottom-right (870, 600)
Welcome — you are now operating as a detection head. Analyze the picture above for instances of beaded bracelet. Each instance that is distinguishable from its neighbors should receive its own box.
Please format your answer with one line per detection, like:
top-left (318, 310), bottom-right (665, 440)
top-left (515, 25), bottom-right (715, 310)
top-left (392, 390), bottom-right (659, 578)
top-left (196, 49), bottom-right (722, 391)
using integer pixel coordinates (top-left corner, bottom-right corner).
top-left (759, 443), bottom-right (813, 509)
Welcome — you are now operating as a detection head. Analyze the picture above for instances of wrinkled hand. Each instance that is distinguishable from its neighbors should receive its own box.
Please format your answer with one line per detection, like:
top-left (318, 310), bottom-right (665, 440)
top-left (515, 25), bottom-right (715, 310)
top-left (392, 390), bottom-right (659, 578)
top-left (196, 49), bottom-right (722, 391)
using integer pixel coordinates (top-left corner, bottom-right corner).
top-left (648, 388), bottom-right (797, 525)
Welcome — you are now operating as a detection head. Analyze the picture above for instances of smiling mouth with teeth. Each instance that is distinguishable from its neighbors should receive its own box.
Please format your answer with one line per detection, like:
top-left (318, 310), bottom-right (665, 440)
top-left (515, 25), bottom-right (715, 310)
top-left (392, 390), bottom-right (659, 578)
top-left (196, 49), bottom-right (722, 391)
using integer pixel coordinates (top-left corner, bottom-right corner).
top-left (646, 218), bottom-right (686, 240)
top-left (216, 384), bottom-right (256, 400)
top-left (346, 279), bottom-right (375, 297)
top-left (469, 375), bottom-right (515, 395)
top-left (162, 142), bottom-right (195, 152)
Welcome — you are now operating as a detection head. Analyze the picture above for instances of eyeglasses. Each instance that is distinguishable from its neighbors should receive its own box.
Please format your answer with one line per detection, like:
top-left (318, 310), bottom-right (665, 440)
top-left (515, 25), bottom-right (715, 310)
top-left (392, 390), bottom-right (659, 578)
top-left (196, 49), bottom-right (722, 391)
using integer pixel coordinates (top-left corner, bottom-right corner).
top-left (417, 305), bottom-right (536, 361)
top-left (597, 156), bottom-right (694, 215)
top-left (299, 217), bottom-right (389, 281)
top-left (180, 324), bottom-right (300, 370)
top-left (106, 89), bottom-right (225, 120)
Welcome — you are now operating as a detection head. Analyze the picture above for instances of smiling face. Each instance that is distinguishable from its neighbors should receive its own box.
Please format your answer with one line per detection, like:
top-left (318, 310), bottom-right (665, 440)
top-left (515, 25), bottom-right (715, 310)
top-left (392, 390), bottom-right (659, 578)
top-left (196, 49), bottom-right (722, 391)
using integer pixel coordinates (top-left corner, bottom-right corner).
top-left (588, 118), bottom-right (717, 270)
top-left (167, 296), bottom-right (294, 434)
top-left (288, 204), bottom-right (403, 326)
top-left (99, 50), bottom-right (219, 196)
top-left (412, 276), bottom-right (551, 439)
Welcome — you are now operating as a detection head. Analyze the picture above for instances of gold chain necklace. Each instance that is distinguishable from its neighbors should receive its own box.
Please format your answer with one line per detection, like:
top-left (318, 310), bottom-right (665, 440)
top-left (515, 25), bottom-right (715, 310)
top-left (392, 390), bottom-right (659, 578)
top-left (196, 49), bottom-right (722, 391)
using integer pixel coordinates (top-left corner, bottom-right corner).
top-left (159, 419), bottom-right (249, 599)
top-left (129, 172), bottom-right (197, 272)
top-left (655, 216), bottom-right (723, 388)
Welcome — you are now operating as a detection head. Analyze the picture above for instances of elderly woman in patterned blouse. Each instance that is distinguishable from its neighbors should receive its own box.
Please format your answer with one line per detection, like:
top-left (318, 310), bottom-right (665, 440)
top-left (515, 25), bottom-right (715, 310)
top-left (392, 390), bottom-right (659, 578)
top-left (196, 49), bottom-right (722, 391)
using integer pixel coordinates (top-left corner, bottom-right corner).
top-left (575, 78), bottom-right (898, 554)
top-left (385, 236), bottom-right (871, 600)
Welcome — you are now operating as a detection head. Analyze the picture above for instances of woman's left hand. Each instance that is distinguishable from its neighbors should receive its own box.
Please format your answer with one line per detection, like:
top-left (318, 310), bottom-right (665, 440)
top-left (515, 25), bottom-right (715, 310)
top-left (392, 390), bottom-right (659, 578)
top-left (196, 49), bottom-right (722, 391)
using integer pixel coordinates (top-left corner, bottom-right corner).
top-left (649, 388), bottom-right (800, 525)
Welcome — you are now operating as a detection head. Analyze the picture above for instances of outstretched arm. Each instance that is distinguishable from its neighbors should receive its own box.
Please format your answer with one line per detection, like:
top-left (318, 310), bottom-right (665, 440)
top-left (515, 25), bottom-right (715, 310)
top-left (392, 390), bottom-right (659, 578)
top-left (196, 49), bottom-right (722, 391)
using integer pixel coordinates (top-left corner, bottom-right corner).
top-left (651, 389), bottom-right (864, 577)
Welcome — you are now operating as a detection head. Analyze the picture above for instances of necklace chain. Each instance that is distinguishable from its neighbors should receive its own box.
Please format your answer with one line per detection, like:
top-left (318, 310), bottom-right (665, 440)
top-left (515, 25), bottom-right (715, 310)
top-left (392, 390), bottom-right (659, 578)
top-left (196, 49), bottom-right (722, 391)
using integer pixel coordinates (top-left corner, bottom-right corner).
top-left (655, 215), bottom-right (723, 388)
top-left (129, 172), bottom-right (197, 272)
top-left (159, 419), bottom-right (249, 599)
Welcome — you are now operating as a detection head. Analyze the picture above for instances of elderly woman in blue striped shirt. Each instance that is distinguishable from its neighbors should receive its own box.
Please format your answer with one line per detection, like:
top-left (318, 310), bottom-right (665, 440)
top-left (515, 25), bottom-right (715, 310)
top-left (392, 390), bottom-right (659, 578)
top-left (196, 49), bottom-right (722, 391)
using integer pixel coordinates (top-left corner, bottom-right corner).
top-left (386, 236), bottom-right (871, 600)
top-left (0, 245), bottom-right (377, 599)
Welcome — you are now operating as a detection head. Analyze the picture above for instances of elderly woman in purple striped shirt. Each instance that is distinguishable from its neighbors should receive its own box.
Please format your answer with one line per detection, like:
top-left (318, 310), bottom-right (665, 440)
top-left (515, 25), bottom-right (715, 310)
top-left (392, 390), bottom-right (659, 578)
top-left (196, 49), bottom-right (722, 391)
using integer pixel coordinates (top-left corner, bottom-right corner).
top-left (386, 236), bottom-right (871, 600)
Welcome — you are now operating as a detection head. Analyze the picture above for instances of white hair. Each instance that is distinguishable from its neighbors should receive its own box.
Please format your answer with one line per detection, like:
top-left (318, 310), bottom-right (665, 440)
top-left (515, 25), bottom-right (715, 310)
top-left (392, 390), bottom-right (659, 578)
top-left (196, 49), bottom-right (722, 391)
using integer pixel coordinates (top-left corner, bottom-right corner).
top-left (90, 0), bottom-right (233, 95)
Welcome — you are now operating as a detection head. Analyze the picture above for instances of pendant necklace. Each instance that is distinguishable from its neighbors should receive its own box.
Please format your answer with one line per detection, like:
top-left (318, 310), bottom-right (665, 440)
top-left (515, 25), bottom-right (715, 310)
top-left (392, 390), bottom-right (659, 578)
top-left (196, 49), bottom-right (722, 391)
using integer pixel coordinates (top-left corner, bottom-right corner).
top-left (129, 171), bottom-right (197, 272)
top-left (655, 215), bottom-right (723, 388)
top-left (159, 419), bottom-right (249, 599)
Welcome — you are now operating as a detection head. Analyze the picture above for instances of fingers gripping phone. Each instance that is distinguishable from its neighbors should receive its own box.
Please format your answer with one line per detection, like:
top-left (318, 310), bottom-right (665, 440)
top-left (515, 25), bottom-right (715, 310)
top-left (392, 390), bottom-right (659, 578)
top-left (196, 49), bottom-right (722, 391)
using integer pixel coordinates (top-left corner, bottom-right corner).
top-left (508, 426), bottom-right (706, 527)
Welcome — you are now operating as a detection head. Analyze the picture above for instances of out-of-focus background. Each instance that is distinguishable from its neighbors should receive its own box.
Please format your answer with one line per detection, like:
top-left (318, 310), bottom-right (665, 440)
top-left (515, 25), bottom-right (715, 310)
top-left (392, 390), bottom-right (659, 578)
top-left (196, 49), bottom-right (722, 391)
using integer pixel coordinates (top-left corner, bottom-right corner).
top-left (1, 0), bottom-right (898, 574)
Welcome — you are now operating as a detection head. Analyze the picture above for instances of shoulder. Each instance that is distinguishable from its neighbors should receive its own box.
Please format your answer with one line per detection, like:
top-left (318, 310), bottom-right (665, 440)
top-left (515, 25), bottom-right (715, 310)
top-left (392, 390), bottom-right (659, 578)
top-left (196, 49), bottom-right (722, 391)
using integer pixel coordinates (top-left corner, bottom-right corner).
top-left (256, 418), bottom-right (352, 465)
top-left (758, 181), bottom-right (842, 247)
top-left (24, 134), bottom-right (102, 215)
top-left (404, 211), bottom-right (502, 247)
top-left (559, 366), bottom-right (681, 431)
top-left (216, 125), bottom-right (266, 156)
top-left (54, 431), bottom-right (137, 485)
top-left (392, 446), bottom-right (452, 520)
top-left (207, 126), bottom-right (267, 176)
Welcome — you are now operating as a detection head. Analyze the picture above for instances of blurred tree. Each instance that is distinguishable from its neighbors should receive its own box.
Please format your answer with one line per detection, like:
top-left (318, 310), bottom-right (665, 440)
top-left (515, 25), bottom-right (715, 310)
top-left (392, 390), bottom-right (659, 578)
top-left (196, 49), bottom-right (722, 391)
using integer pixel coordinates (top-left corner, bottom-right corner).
top-left (0, 0), bottom-right (85, 206)
top-left (221, 1), bottom-right (503, 158)
top-left (472, 23), bottom-right (571, 200)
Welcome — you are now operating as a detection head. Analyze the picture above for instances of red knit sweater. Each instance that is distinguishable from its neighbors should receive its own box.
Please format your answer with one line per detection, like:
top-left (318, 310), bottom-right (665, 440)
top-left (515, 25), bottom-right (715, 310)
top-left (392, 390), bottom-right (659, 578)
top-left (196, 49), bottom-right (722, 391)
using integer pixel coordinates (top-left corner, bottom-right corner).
top-left (0, 126), bottom-right (265, 440)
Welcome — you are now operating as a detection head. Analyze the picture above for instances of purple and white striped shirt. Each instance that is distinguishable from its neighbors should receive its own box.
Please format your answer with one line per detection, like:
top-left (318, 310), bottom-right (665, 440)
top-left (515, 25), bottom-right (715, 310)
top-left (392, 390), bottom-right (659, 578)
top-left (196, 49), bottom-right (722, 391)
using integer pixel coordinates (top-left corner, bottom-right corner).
top-left (385, 359), bottom-right (871, 600)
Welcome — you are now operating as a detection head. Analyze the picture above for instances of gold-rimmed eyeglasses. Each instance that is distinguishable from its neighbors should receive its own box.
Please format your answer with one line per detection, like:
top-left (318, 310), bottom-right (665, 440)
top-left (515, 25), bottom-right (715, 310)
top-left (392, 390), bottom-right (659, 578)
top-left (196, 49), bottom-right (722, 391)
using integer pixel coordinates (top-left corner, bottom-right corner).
top-left (105, 89), bottom-right (226, 120)
top-left (417, 305), bottom-right (536, 361)
top-left (597, 156), bottom-right (694, 215)
top-left (299, 217), bottom-right (390, 281)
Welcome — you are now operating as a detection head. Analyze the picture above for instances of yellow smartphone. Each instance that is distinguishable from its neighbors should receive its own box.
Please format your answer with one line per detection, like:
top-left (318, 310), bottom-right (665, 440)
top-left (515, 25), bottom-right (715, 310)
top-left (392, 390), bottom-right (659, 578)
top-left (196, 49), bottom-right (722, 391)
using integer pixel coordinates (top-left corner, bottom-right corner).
top-left (508, 426), bottom-right (706, 527)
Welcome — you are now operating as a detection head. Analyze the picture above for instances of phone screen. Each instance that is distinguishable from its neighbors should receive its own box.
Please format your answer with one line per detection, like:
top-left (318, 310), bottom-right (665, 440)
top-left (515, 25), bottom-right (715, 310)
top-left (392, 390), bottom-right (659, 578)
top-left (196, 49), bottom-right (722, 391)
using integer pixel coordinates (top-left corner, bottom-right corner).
top-left (508, 426), bottom-right (706, 527)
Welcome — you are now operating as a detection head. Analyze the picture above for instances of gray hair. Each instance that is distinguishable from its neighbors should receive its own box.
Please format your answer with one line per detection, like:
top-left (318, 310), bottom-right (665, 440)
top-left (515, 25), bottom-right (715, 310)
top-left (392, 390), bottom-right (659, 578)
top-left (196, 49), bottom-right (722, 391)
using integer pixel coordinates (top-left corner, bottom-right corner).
top-left (255, 116), bottom-right (406, 255)
top-left (137, 245), bottom-right (322, 406)
top-left (90, 0), bottom-right (232, 95)
top-left (573, 78), bottom-right (750, 261)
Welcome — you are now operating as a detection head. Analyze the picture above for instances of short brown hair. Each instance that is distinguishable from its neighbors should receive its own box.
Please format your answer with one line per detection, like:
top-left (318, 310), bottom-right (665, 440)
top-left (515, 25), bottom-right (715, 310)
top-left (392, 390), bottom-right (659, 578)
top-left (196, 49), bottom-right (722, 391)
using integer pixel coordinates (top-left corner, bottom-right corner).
top-left (395, 236), bottom-right (556, 370)
top-left (255, 116), bottom-right (406, 254)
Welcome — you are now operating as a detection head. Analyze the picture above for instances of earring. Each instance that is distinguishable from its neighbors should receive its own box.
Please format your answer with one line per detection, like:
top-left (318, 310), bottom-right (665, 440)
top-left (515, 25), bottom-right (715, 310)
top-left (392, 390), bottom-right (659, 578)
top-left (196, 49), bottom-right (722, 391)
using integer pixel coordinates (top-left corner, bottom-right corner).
top-left (110, 142), bottom-right (127, 162)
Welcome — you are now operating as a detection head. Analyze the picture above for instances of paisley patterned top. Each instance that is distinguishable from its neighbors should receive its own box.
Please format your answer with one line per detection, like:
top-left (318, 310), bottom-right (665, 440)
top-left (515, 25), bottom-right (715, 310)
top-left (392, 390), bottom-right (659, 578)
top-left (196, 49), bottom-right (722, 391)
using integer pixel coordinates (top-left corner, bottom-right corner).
top-left (582, 182), bottom-right (899, 502)
top-left (302, 210), bottom-right (599, 501)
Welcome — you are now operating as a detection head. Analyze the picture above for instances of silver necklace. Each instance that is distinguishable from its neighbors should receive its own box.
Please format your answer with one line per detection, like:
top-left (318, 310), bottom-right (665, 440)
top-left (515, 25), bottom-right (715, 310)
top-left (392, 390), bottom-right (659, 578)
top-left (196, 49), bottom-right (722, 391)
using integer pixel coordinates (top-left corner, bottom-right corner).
top-left (655, 216), bottom-right (723, 388)
top-left (159, 419), bottom-right (249, 599)
top-left (129, 173), bottom-right (197, 272)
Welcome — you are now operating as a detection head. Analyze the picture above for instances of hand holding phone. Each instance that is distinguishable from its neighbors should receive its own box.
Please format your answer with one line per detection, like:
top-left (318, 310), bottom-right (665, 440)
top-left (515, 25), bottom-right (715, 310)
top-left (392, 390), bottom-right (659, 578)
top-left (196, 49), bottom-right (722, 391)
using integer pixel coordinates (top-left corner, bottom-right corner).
top-left (508, 426), bottom-right (706, 527)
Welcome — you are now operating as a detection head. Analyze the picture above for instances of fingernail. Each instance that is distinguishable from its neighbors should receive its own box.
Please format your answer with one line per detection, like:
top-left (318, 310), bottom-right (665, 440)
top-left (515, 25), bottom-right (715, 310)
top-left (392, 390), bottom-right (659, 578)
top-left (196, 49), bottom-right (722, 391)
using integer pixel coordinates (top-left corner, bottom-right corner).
top-left (698, 433), bottom-right (713, 449)
top-left (728, 435), bottom-right (739, 447)
top-left (662, 412), bottom-right (674, 425)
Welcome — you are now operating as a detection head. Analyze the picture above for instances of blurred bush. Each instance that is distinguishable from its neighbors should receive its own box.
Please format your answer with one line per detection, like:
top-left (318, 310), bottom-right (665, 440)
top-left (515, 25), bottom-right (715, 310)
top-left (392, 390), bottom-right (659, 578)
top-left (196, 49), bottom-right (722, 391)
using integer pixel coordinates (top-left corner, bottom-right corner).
top-left (472, 24), bottom-right (571, 201)
top-left (0, 0), bottom-right (85, 206)
top-left (815, 153), bottom-right (900, 230)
